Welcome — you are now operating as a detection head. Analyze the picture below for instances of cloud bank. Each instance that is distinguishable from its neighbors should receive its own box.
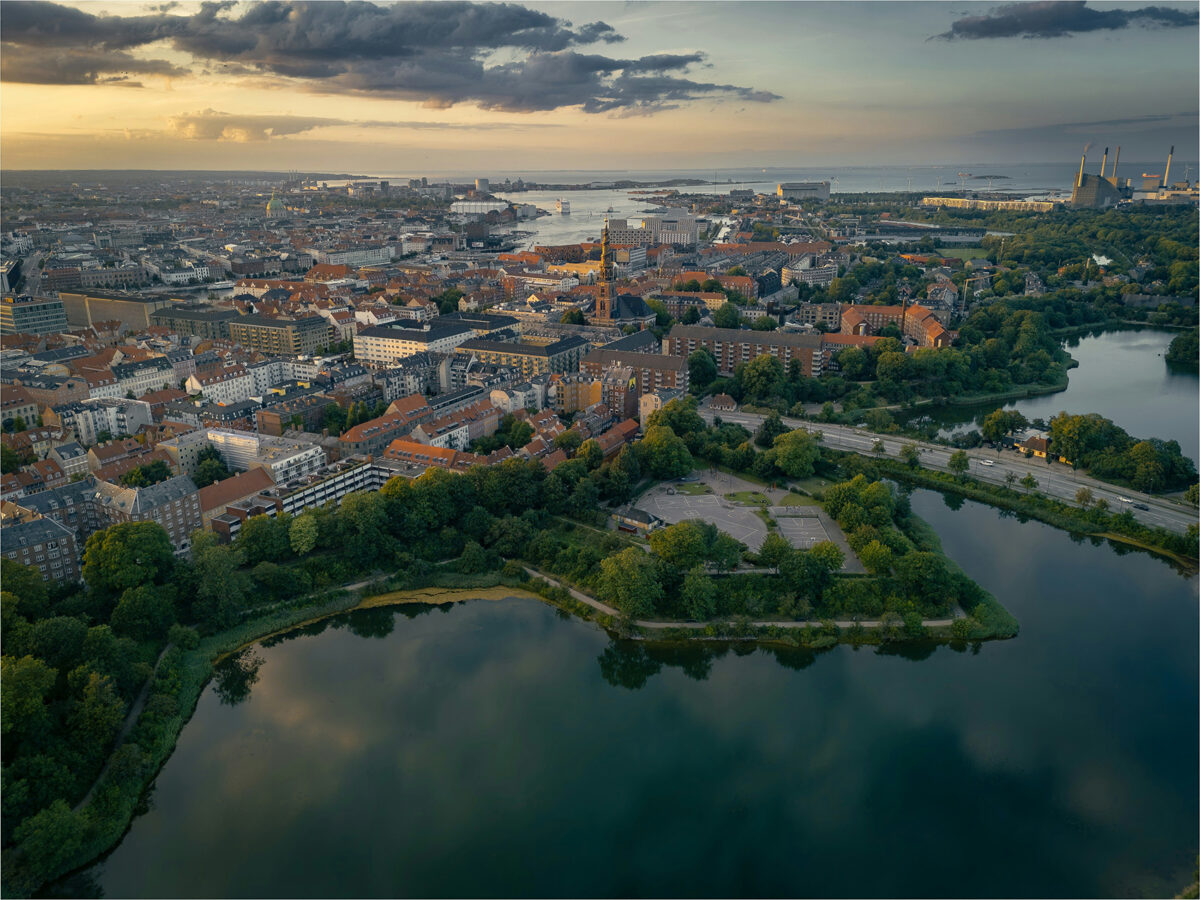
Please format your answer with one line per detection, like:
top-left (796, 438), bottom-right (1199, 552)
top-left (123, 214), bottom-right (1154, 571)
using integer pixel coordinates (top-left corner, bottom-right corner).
top-left (934, 0), bottom-right (1198, 40)
top-left (0, 1), bottom-right (780, 113)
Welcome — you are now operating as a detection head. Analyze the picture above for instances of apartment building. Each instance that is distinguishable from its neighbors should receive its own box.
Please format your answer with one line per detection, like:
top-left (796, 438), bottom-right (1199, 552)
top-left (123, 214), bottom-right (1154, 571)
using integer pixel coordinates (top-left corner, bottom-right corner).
top-left (664, 324), bottom-right (825, 377)
top-left (1, 517), bottom-right (81, 582)
top-left (227, 315), bottom-right (331, 356)
top-left (579, 348), bottom-right (690, 395)
top-left (93, 475), bottom-right (202, 552)
top-left (455, 335), bottom-right (589, 378)
top-left (354, 321), bottom-right (476, 367)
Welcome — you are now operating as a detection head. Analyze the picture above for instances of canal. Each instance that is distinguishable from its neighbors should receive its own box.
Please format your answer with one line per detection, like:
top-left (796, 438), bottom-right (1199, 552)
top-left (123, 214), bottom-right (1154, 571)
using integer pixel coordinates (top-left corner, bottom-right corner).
top-left (75, 491), bottom-right (1198, 899)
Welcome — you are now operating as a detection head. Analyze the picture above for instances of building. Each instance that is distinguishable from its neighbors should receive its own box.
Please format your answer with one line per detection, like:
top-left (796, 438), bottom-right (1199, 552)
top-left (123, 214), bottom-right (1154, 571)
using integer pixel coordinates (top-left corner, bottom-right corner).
top-left (58, 291), bottom-right (173, 331)
top-left (777, 182), bottom-right (831, 202)
top-left (227, 315), bottom-right (331, 356)
top-left (92, 475), bottom-right (202, 552)
top-left (663, 324), bottom-right (825, 376)
top-left (197, 467), bottom-right (276, 528)
top-left (1, 295), bottom-right (68, 335)
top-left (1, 516), bottom-right (81, 582)
top-left (579, 348), bottom-right (689, 395)
top-left (455, 335), bottom-right (590, 378)
top-left (150, 305), bottom-right (241, 340)
top-left (185, 364), bottom-right (256, 405)
top-left (45, 398), bottom-right (154, 447)
top-left (354, 321), bottom-right (476, 367)
top-left (338, 408), bottom-right (427, 458)
top-left (1, 385), bottom-right (39, 430)
top-left (205, 429), bottom-right (326, 482)
top-left (839, 303), bottom-right (953, 348)
top-left (920, 196), bottom-right (1056, 212)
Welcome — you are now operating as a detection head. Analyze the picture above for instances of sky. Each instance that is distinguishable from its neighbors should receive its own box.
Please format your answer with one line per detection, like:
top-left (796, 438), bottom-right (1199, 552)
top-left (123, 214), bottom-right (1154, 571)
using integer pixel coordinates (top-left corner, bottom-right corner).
top-left (1, 0), bottom-right (1197, 173)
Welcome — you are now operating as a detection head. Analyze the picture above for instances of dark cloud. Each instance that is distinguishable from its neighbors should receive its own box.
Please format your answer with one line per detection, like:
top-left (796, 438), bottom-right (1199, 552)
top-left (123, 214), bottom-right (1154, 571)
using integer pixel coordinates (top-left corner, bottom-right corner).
top-left (934, 1), bottom-right (1199, 40)
top-left (0, 1), bottom-right (771, 113)
top-left (165, 109), bottom-right (564, 140)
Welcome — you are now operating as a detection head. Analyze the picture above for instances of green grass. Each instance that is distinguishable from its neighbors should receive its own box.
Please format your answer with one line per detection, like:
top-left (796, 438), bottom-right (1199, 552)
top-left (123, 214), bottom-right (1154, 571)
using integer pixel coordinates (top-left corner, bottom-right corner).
top-left (725, 491), bottom-right (770, 506)
top-left (938, 246), bottom-right (990, 259)
top-left (674, 482), bottom-right (713, 495)
top-left (789, 475), bottom-right (835, 495)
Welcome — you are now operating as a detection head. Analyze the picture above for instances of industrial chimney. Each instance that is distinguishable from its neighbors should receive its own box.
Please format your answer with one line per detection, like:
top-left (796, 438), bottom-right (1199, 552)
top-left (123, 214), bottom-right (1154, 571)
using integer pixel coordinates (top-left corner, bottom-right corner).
top-left (1100, 147), bottom-right (1109, 179)
top-left (1077, 152), bottom-right (1087, 188)
top-left (1163, 146), bottom-right (1174, 187)
top-left (1110, 146), bottom-right (1121, 185)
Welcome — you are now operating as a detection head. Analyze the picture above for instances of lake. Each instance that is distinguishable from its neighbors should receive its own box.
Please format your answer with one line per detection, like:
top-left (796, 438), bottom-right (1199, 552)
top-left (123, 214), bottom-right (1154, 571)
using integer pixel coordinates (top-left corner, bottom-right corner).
top-left (904, 328), bottom-right (1200, 464)
top-left (75, 492), bottom-right (1198, 898)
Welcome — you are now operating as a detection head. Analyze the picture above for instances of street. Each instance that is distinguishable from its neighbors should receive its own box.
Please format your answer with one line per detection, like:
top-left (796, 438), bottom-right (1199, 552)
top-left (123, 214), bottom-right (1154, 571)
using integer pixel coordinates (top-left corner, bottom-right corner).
top-left (703, 408), bottom-right (1198, 536)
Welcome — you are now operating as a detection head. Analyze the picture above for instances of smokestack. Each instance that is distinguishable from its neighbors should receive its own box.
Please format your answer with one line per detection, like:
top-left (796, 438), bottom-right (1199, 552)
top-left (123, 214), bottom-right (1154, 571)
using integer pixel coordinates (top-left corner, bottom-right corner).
top-left (1110, 146), bottom-right (1120, 184)
top-left (1077, 152), bottom-right (1087, 188)
top-left (1163, 146), bottom-right (1174, 187)
top-left (1099, 148), bottom-right (1108, 179)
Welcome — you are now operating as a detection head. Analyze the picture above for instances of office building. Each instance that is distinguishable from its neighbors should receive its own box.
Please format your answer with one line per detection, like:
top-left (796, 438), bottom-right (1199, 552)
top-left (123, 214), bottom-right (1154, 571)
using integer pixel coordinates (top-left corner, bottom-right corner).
top-left (1, 295), bottom-right (69, 336)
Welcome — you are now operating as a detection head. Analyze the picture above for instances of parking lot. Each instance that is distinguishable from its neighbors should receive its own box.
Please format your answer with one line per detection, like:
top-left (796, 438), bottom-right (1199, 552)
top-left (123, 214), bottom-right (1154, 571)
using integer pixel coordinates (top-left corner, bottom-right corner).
top-left (635, 471), bottom-right (864, 573)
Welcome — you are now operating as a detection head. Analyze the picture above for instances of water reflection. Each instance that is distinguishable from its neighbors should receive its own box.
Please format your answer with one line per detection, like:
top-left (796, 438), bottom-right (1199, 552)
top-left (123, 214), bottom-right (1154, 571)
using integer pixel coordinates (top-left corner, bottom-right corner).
top-left (211, 648), bottom-right (264, 707)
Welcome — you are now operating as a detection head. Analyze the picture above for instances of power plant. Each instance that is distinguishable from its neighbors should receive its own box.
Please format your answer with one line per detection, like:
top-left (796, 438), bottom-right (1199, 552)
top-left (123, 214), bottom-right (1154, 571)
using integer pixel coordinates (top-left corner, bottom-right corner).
top-left (1071, 144), bottom-right (1195, 208)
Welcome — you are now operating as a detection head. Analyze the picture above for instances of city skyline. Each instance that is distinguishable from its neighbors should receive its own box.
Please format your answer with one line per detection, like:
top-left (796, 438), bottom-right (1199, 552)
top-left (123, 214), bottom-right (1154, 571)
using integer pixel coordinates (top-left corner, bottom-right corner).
top-left (1, 0), bottom-right (1198, 171)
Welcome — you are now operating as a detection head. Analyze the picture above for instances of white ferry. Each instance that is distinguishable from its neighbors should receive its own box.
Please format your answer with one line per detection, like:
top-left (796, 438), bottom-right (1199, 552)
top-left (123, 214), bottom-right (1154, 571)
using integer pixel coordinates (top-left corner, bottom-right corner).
top-left (556, 198), bottom-right (571, 215)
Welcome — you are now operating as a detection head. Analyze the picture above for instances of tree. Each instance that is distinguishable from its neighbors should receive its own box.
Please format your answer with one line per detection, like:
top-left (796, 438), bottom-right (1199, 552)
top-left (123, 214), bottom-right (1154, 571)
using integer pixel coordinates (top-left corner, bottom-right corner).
top-left (646, 396), bottom-right (706, 437)
top-left (190, 530), bottom-right (247, 629)
top-left (82, 522), bottom-right (174, 600)
top-left (900, 443), bottom-right (921, 469)
top-left (858, 539), bottom-right (893, 575)
top-left (835, 346), bottom-right (868, 379)
top-left (897, 551), bottom-right (953, 601)
top-left (1020, 473), bottom-right (1038, 490)
top-left (758, 532), bottom-right (792, 573)
top-left (119, 459), bottom-right (172, 488)
top-left (236, 514), bottom-right (291, 565)
top-left (681, 567), bottom-right (717, 620)
top-left (68, 669), bottom-right (126, 750)
top-left (639, 425), bottom-right (693, 479)
top-left (773, 428), bottom-right (821, 478)
top-left (192, 446), bottom-right (231, 488)
top-left (948, 450), bottom-right (970, 478)
top-left (111, 584), bottom-right (176, 641)
top-left (739, 354), bottom-right (784, 401)
top-left (289, 513), bottom-right (319, 556)
top-left (755, 411), bottom-right (787, 448)
top-left (1, 442), bottom-right (20, 474)
top-left (708, 532), bottom-right (745, 573)
top-left (554, 430), bottom-right (583, 455)
top-left (597, 548), bottom-right (663, 618)
top-left (1, 655), bottom-right (56, 740)
top-left (687, 348), bottom-right (718, 389)
top-left (713, 302), bottom-right (741, 329)
top-left (872, 439), bottom-right (886, 454)
top-left (578, 438), bottom-right (603, 471)
top-left (12, 800), bottom-right (88, 885)
top-left (649, 521), bottom-right (708, 572)
top-left (981, 408), bottom-right (1028, 444)
top-left (1075, 487), bottom-right (1094, 507)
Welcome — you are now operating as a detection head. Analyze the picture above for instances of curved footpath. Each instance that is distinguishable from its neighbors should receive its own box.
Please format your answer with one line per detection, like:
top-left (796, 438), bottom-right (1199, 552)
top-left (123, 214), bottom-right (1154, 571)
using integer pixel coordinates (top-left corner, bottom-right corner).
top-left (522, 567), bottom-right (957, 631)
top-left (703, 408), bottom-right (1197, 535)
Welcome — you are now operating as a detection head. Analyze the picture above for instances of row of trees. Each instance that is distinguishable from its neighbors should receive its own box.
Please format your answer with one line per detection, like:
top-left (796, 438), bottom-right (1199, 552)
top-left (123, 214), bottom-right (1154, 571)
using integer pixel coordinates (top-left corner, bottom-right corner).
top-left (1047, 412), bottom-right (1196, 492)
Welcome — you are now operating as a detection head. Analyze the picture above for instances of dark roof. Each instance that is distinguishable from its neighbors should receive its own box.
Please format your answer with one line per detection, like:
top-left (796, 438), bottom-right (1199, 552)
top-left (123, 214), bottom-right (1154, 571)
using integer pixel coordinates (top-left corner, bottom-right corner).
top-left (2, 517), bottom-right (75, 547)
top-left (602, 330), bottom-right (659, 353)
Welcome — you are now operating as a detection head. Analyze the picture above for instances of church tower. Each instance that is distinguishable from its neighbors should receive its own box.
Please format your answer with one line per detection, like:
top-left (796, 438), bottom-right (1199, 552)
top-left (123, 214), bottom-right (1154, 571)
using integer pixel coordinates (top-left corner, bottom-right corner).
top-left (595, 218), bottom-right (614, 322)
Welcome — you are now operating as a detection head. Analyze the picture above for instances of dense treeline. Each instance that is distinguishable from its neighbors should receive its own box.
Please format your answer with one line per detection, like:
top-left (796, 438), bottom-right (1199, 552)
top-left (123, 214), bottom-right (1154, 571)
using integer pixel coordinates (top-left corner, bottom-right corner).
top-left (1166, 328), bottom-right (1199, 371)
top-left (1047, 412), bottom-right (1196, 492)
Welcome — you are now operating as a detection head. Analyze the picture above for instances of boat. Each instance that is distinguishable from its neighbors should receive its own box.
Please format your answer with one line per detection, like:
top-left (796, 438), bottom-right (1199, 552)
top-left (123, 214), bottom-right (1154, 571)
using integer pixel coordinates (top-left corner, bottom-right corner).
top-left (556, 198), bottom-right (571, 215)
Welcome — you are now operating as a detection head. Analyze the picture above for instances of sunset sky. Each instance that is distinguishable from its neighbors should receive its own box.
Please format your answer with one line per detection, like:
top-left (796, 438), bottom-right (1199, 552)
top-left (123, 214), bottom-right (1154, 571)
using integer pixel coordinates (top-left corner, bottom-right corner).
top-left (1, 0), bottom-right (1196, 172)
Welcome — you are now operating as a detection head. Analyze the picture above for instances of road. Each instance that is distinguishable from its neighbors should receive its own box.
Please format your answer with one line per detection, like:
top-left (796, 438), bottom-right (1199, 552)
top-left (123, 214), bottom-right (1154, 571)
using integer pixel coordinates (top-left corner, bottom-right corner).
top-left (703, 408), bottom-right (1197, 536)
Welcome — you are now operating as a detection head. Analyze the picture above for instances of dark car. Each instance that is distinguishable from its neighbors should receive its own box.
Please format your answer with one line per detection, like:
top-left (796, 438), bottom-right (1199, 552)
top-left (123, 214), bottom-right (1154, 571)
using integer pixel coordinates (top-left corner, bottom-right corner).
top-left (1132, 502), bottom-right (1150, 511)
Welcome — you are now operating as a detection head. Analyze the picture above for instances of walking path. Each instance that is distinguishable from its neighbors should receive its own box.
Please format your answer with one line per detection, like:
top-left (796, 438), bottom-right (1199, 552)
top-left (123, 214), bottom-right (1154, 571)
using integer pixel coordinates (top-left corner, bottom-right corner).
top-left (523, 567), bottom-right (957, 633)
top-left (75, 644), bottom-right (171, 811)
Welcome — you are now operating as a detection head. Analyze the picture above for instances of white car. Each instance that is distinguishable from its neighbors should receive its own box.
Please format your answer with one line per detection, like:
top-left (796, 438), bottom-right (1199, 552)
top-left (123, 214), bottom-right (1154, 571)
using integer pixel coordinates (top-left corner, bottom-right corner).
top-left (981, 459), bottom-right (995, 467)
top-left (1118, 497), bottom-right (1132, 503)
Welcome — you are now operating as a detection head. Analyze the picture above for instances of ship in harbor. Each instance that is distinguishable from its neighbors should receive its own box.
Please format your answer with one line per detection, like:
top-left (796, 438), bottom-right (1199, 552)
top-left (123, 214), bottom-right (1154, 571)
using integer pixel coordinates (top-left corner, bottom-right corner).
top-left (556, 198), bottom-right (571, 215)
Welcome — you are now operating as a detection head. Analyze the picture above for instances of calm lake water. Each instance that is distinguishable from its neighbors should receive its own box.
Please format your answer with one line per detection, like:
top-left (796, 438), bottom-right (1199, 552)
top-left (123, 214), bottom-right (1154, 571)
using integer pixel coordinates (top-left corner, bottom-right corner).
top-left (905, 328), bottom-right (1199, 464)
top-left (76, 491), bottom-right (1197, 899)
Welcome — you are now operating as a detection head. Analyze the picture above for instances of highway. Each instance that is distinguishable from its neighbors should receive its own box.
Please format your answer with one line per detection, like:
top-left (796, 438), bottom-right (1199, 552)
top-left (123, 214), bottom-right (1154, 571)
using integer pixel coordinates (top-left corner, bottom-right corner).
top-left (702, 407), bottom-right (1198, 536)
